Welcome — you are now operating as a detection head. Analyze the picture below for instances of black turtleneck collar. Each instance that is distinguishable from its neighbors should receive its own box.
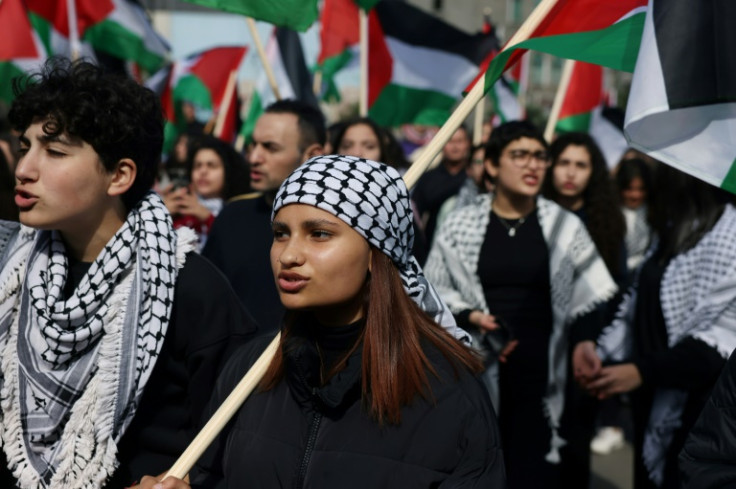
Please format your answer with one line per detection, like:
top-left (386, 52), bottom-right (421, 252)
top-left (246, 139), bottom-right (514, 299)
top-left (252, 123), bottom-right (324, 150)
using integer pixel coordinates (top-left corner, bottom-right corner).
top-left (285, 315), bottom-right (365, 413)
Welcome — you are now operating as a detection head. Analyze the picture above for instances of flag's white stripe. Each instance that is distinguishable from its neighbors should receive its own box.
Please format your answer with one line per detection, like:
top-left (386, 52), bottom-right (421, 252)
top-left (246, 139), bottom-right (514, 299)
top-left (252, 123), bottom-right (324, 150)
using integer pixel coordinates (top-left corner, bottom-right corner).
top-left (170, 55), bottom-right (200, 86)
top-left (109, 0), bottom-right (169, 56)
top-left (493, 77), bottom-right (522, 123)
top-left (624, 1), bottom-right (736, 186)
top-left (590, 107), bottom-right (627, 169)
top-left (624, 3), bottom-right (668, 126)
top-left (256, 30), bottom-right (296, 108)
top-left (386, 37), bottom-right (479, 97)
top-left (616, 6), bottom-right (648, 24)
top-left (626, 103), bottom-right (736, 186)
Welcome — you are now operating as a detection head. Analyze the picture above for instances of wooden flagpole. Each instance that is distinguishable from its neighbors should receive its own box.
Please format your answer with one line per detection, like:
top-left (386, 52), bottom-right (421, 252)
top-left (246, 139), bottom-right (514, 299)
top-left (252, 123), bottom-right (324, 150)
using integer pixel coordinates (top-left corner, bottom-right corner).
top-left (162, 0), bottom-right (561, 482)
top-left (473, 97), bottom-right (485, 145)
top-left (359, 8), bottom-right (369, 116)
top-left (212, 70), bottom-right (238, 139)
top-left (246, 18), bottom-right (282, 101)
top-left (544, 58), bottom-right (575, 142)
top-left (66, 0), bottom-right (81, 61)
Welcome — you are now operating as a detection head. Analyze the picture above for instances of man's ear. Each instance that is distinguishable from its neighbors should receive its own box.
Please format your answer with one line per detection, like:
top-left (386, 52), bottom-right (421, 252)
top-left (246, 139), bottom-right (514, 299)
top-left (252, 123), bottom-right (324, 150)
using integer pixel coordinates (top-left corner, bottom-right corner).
top-left (107, 158), bottom-right (137, 197)
top-left (302, 143), bottom-right (324, 162)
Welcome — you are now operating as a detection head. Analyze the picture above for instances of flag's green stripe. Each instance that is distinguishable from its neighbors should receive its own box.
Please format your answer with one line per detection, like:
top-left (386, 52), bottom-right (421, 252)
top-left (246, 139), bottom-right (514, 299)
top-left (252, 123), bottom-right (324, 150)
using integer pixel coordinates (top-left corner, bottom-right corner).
top-left (316, 51), bottom-right (353, 102)
top-left (0, 62), bottom-right (25, 104)
top-left (355, 0), bottom-right (380, 11)
top-left (84, 20), bottom-right (166, 72)
top-left (369, 84), bottom-right (455, 127)
top-left (28, 13), bottom-right (53, 55)
top-left (484, 13), bottom-right (645, 93)
top-left (555, 112), bottom-right (592, 133)
top-left (173, 75), bottom-right (213, 111)
top-left (162, 121), bottom-right (179, 156)
top-left (319, 51), bottom-right (353, 79)
top-left (488, 88), bottom-right (509, 124)
top-left (179, 0), bottom-right (318, 32)
top-left (721, 157), bottom-right (736, 194)
top-left (240, 90), bottom-right (263, 143)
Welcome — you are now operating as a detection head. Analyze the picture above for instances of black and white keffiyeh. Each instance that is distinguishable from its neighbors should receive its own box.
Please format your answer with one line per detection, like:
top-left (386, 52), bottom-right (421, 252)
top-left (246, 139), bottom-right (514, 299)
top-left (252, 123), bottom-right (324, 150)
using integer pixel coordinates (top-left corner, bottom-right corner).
top-left (0, 192), bottom-right (197, 488)
top-left (424, 193), bottom-right (618, 463)
top-left (598, 204), bottom-right (736, 486)
top-left (272, 154), bottom-right (469, 344)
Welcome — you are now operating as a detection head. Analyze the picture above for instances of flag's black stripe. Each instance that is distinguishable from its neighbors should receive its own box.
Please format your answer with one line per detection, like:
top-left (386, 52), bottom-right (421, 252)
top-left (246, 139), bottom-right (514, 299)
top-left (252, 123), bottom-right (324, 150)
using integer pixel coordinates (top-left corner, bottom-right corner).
top-left (654, 0), bottom-right (736, 109)
top-left (375, 1), bottom-right (497, 65)
top-left (275, 27), bottom-right (319, 108)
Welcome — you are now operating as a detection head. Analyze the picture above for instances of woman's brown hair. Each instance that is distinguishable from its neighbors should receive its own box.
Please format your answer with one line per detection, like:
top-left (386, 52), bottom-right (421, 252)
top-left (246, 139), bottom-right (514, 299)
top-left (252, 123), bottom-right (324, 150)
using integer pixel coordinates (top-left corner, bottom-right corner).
top-left (260, 248), bottom-right (482, 425)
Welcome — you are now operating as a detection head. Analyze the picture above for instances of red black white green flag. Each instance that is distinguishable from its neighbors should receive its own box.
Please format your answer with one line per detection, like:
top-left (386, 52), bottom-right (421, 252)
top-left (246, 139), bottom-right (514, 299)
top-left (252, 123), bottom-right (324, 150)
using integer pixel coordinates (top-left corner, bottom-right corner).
top-left (476, 0), bottom-right (648, 94)
top-left (0, 0), bottom-right (46, 105)
top-left (146, 46), bottom-right (247, 151)
top-left (368, 1), bottom-right (497, 127)
top-left (25, 0), bottom-right (169, 73)
top-left (624, 0), bottom-right (736, 192)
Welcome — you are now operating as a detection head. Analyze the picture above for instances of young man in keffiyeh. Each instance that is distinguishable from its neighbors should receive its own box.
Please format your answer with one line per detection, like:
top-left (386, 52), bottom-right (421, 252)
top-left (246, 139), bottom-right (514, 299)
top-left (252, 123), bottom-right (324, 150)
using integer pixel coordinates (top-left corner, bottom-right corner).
top-left (0, 59), bottom-right (257, 488)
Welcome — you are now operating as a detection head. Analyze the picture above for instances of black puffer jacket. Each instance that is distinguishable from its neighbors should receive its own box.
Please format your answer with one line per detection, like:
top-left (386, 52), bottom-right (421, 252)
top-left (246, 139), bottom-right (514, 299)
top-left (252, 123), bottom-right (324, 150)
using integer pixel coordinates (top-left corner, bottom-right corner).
top-left (679, 348), bottom-right (736, 488)
top-left (192, 326), bottom-right (505, 488)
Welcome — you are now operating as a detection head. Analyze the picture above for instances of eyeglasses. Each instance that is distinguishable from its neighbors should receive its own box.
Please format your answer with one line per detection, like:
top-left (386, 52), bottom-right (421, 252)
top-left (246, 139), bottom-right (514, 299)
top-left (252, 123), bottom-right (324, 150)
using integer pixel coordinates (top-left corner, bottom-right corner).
top-left (504, 149), bottom-right (551, 168)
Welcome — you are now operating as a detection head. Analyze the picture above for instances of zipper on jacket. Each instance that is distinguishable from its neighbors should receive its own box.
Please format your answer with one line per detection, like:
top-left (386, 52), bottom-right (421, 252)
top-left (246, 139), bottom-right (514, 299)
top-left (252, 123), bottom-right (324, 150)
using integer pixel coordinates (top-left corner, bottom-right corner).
top-left (295, 389), bottom-right (323, 489)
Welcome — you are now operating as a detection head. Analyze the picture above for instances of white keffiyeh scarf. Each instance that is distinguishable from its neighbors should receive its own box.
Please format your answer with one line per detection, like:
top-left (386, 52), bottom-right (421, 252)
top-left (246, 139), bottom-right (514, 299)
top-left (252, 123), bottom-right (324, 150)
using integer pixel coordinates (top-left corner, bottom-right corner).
top-left (424, 193), bottom-right (618, 463)
top-left (272, 154), bottom-right (470, 345)
top-left (0, 192), bottom-right (197, 488)
top-left (598, 204), bottom-right (736, 486)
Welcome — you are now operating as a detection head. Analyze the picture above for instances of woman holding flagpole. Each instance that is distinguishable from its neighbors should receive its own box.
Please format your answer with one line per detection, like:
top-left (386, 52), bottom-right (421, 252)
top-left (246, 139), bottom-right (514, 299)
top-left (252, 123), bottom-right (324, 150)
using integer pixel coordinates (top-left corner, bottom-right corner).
top-left (424, 121), bottom-right (617, 488)
top-left (140, 155), bottom-right (504, 488)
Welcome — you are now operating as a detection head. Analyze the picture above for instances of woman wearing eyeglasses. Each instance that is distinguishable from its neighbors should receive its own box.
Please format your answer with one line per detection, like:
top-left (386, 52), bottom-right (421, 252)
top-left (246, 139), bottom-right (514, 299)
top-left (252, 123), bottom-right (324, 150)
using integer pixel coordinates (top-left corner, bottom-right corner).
top-left (425, 121), bottom-right (617, 488)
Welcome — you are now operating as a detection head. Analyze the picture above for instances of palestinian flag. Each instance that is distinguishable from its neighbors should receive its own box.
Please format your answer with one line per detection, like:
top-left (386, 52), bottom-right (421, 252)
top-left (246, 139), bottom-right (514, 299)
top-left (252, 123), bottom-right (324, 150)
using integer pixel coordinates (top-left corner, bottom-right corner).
top-left (25, 0), bottom-right (98, 61)
top-left (316, 0), bottom-right (360, 102)
top-left (0, 0), bottom-right (47, 105)
top-left (624, 0), bottom-right (736, 193)
top-left (480, 19), bottom-right (524, 124)
top-left (476, 0), bottom-right (648, 95)
top-left (25, 0), bottom-right (169, 73)
top-left (369, 1), bottom-right (497, 127)
top-left (241, 28), bottom-right (317, 142)
top-left (179, 0), bottom-right (318, 32)
top-left (148, 46), bottom-right (247, 152)
top-left (555, 61), bottom-right (626, 168)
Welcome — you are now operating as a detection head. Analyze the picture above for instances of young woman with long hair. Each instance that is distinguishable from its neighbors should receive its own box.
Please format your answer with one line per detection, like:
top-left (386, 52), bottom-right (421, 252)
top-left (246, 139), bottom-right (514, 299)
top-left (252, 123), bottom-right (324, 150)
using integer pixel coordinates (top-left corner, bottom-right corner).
top-left (584, 165), bottom-right (736, 488)
top-left (542, 132), bottom-right (627, 284)
top-left (162, 135), bottom-right (250, 250)
top-left (141, 155), bottom-right (504, 489)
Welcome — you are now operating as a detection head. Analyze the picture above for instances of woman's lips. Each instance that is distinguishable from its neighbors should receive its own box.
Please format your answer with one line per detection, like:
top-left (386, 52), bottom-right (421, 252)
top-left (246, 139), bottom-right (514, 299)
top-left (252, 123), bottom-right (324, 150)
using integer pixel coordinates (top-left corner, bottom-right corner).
top-left (14, 189), bottom-right (38, 208)
top-left (277, 272), bottom-right (309, 293)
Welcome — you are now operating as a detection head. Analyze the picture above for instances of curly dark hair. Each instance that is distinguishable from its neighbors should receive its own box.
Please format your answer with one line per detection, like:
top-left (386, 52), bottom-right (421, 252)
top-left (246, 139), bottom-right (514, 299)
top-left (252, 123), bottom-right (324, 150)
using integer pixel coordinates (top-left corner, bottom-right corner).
top-left (8, 58), bottom-right (164, 210)
top-left (542, 132), bottom-right (625, 276)
top-left (186, 135), bottom-right (250, 200)
top-left (331, 117), bottom-right (386, 155)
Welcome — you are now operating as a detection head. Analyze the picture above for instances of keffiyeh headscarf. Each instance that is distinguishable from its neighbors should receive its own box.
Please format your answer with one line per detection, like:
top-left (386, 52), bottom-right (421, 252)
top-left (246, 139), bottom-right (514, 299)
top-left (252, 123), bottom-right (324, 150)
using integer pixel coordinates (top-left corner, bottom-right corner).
top-left (0, 192), bottom-right (198, 488)
top-left (272, 155), bottom-right (469, 344)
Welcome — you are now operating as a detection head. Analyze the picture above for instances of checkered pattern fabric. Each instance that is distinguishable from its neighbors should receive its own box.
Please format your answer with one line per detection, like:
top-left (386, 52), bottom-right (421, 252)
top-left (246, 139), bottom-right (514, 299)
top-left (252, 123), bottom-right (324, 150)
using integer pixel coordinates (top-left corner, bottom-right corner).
top-left (598, 204), bottom-right (736, 485)
top-left (0, 192), bottom-right (196, 488)
top-left (272, 155), bottom-right (467, 342)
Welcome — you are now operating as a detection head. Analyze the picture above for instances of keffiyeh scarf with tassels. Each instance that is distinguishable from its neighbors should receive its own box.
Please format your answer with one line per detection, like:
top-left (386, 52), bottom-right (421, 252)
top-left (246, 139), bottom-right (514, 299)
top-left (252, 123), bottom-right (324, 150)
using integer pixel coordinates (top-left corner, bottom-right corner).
top-left (0, 192), bottom-right (197, 488)
top-left (598, 204), bottom-right (736, 486)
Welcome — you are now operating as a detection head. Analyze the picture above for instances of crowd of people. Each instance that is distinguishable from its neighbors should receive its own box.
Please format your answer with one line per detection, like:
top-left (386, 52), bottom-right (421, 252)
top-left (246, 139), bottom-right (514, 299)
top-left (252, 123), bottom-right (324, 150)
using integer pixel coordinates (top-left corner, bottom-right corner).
top-left (0, 58), bottom-right (735, 489)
